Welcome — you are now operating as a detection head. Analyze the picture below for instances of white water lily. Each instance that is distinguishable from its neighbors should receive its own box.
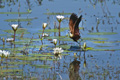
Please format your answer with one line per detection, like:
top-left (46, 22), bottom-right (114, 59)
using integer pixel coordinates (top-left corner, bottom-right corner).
top-left (83, 42), bottom-right (86, 49)
top-left (56, 15), bottom-right (64, 23)
top-left (11, 24), bottom-right (18, 31)
top-left (53, 39), bottom-right (57, 45)
top-left (0, 50), bottom-right (10, 57)
top-left (53, 47), bottom-right (64, 54)
top-left (6, 38), bottom-right (14, 42)
top-left (42, 33), bottom-right (49, 37)
top-left (42, 23), bottom-right (47, 29)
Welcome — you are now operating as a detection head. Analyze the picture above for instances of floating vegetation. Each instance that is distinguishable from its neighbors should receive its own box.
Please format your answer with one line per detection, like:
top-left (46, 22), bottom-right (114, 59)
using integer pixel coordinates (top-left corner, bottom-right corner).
top-left (0, 12), bottom-right (30, 14)
top-left (4, 61), bottom-right (31, 65)
top-left (82, 37), bottom-right (108, 40)
top-left (4, 28), bottom-right (30, 34)
top-left (40, 57), bottom-right (56, 61)
top-left (31, 64), bottom-right (51, 68)
top-left (29, 53), bottom-right (54, 57)
top-left (16, 56), bottom-right (40, 61)
top-left (88, 32), bottom-right (117, 35)
top-left (92, 49), bottom-right (120, 51)
top-left (0, 69), bottom-right (22, 73)
top-left (4, 17), bottom-right (37, 22)
top-left (92, 41), bottom-right (120, 44)
top-left (44, 12), bottom-right (71, 15)
top-left (39, 27), bottom-right (83, 33)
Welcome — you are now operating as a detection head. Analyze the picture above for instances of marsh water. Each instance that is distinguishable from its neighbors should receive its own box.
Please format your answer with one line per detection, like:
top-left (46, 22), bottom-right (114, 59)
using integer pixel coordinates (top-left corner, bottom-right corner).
top-left (0, 0), bottom-right (120, 80)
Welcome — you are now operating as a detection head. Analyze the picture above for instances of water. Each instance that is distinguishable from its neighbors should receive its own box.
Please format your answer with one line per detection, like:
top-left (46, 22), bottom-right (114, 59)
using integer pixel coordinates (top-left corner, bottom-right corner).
top-left (0, 0), bottom-right (120, 80)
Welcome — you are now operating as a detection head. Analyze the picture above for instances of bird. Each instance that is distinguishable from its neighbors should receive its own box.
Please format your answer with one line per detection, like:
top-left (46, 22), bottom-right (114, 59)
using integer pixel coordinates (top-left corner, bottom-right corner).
top-left (69, 13), bottom-right (82, 43)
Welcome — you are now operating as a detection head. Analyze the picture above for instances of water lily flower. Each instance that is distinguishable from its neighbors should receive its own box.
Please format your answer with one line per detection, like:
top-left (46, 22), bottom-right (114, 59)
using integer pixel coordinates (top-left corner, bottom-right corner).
top-left (11, 24), bottom-right (18, 41)
top-left (42, 23), bottom-right (47, 29)
top-left (53, 39), bottom-right (57, 45)
top-left (53, 47), bottom-right (64, 54)
top-left (6, 38), bottom-right (14, 42)
top-left (0, 50), bottom-right (10, 57)
top-left (83, 42), bottom-right (86, 50)
top-left (56, 15), bottom-right (64, 23)
top-left (11, 24), bottom-right (18, 31)
top-left (42, 33), bottom-right (49, 37)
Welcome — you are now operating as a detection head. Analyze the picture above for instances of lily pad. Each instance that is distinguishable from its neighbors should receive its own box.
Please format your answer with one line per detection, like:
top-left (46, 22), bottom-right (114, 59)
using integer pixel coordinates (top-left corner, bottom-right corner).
top-left (59, 45), bottom-right (71, 50)
top-left (39, 27), bottom-right (83, 33)
top-left (44, 12), bottom-right (71, 15)
top-left (82, 37), bottom-right (108, 40)
top-left (4, 17), bottom-right (37, 22)
top-left (0, 69), bottom-right (22, 73)
top-left (92, 41), bottom-right (120, 44)
top-left (61, 53), bottom-right (70, 56)
top-left (4, 28), bottom-right (30, 34)
top-left (92, 49), bottom-right (120, 51)
top-left (31, 64), bottom-right (51, 68)
top-left (0, 12), bottom-right (30, 14)
top-left (4, 61), bottom-right (30, 65)
top-left (29, 53), bottom-right (54, 57)
top-left (40, 57), bottom-right (56, 61)
top-left (88, 32), bottom-right (117, 35)
top-left (16, 56), bottom-right (40, 61)
top-left (0, 66), bottom-right (18, 68)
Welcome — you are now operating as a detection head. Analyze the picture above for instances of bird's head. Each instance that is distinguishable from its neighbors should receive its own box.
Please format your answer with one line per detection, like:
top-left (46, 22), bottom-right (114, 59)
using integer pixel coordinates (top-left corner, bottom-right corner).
top-left (69, 32), bottom-right (74, 38)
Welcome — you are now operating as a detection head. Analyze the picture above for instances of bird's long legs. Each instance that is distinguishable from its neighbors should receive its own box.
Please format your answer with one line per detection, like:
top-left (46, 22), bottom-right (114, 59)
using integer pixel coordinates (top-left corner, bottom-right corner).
top-left (76, 40), bottom-right (82, 60)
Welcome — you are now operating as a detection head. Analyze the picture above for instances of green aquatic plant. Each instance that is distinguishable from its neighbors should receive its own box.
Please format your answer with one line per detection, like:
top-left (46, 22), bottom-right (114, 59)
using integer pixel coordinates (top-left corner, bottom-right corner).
top-left (0, 69), bottom-right (22, 73)
top-left (4, 28), bottom-right (30, 34)
top-left (4, 17), bottom-right (37, 22)
top-left (44, 12), bottom-right (71, 15)
top-left (88, 32), bottom-right (117, 35)
top-left (0, 12), bottom-right (30, 14)
top-left (31, 64), bottom-right (51, 69)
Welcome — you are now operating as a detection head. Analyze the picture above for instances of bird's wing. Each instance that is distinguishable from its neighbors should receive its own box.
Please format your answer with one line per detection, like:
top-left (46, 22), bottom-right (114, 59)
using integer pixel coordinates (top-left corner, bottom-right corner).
top-left (69, 13), bottom-right (78, 33)
top-left (74, 15), bottom-right (82, 30)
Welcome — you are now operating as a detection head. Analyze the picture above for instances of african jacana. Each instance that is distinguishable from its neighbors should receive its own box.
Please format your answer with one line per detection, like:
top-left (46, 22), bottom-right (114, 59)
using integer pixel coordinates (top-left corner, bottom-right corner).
top-left (69, 13), bottom-right (82, 42)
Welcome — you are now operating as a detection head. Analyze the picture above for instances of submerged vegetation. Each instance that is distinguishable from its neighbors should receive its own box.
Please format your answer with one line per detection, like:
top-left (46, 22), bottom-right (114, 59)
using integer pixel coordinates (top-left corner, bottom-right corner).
top-left (0, 0), bottom-right (120, 80)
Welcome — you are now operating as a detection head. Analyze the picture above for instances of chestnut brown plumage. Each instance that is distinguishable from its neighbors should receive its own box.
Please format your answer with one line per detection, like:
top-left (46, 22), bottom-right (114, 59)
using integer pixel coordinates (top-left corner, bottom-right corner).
top-left (69, 13), bottom-right (82, 42)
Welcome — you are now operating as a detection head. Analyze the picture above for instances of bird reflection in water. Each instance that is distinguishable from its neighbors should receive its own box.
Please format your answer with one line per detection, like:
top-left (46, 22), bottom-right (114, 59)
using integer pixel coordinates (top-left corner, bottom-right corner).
top-left (69, 59), bottom-right (81, 80)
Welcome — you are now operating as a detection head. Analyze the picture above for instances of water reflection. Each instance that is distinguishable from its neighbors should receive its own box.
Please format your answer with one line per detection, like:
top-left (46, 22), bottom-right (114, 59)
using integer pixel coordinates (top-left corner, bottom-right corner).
top-left (69, 59), bottom-right (81, 80)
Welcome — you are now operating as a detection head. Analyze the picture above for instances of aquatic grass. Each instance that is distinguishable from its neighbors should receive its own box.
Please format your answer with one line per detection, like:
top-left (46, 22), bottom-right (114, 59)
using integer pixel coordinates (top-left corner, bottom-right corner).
top-left (88, 32), bottom-right (117, 35)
